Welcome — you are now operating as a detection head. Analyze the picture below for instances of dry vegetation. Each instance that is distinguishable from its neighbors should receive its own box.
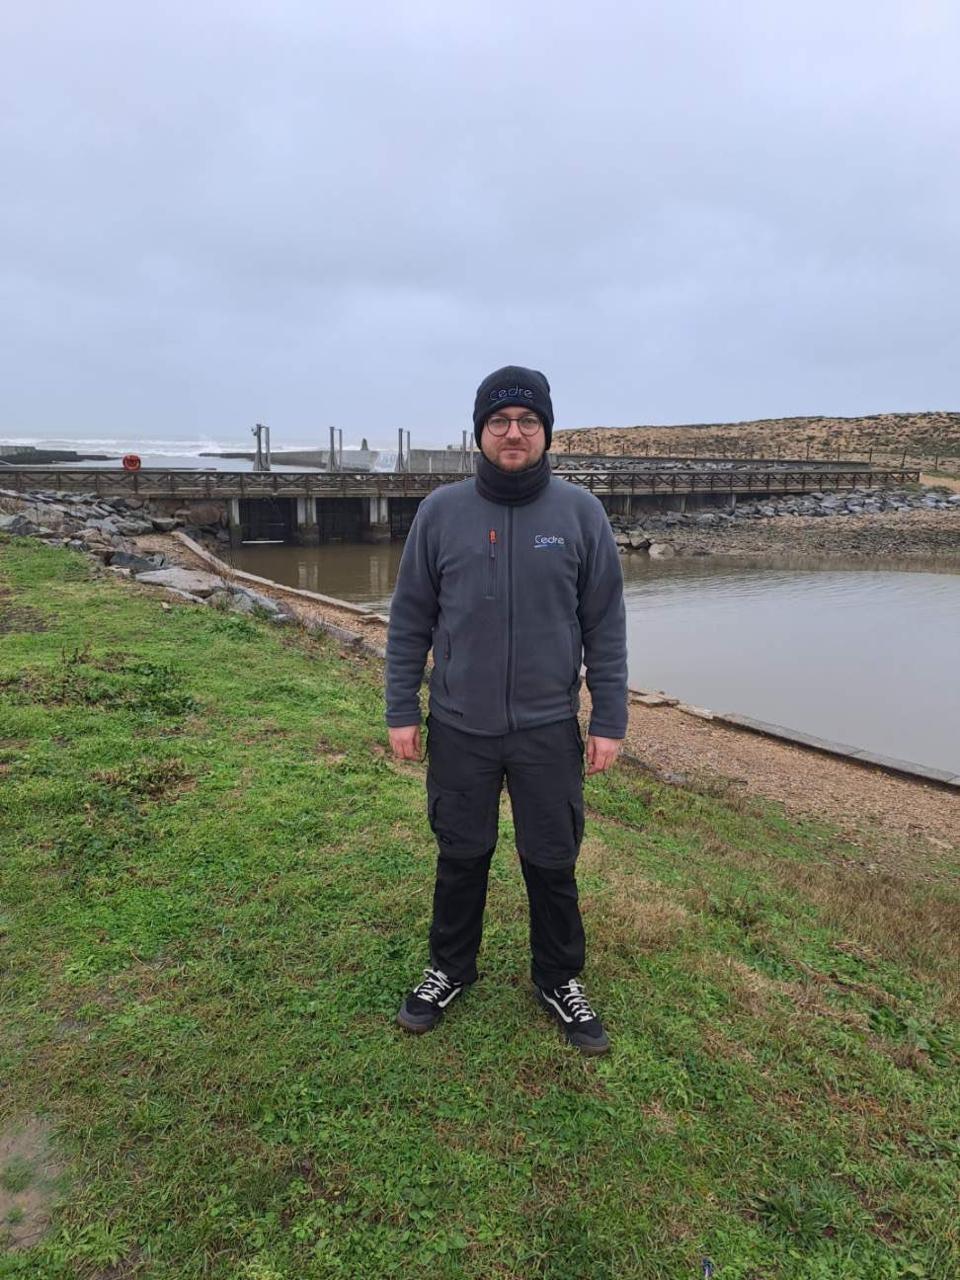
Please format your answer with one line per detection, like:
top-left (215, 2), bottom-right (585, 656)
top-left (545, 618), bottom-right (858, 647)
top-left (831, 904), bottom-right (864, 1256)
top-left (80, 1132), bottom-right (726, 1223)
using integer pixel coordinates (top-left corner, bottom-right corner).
top-left (554, 411), bottom-right (960, 469)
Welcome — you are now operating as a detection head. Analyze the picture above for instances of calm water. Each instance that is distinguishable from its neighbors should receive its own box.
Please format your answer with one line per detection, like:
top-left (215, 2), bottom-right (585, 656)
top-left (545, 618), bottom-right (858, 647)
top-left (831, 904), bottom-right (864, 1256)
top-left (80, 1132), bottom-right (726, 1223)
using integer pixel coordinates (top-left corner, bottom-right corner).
top-left (223, 542), bottom-right (960, 775)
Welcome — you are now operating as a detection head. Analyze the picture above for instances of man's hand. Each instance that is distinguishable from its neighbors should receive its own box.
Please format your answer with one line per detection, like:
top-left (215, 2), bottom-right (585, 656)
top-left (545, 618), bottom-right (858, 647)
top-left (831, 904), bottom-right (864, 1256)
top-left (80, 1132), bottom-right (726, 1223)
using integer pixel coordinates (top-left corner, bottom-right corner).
top-left (388, 724), bottom-right (421, 761)
top-left (586, 735), bottom-right (622, 776)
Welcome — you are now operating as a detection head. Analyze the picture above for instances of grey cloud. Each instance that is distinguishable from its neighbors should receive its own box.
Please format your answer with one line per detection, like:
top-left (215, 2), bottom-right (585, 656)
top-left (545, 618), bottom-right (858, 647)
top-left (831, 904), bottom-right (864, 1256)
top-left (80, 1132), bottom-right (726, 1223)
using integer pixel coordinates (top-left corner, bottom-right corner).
top-left (2, 0), bottom-right (958, 442)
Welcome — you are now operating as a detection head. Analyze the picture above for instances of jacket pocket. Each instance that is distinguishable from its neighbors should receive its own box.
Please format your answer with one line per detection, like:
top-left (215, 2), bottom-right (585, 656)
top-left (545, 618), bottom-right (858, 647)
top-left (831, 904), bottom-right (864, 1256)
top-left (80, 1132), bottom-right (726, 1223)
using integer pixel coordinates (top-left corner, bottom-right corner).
top-left (433, 627), bottom-right (452, 699)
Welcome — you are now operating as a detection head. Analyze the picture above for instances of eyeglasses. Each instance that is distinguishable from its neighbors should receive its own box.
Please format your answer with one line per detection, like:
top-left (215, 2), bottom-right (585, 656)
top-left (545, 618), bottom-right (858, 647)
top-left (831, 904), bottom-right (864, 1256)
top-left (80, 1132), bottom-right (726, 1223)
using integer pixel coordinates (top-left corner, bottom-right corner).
top-left (485, 413), bottom-right (543, 437)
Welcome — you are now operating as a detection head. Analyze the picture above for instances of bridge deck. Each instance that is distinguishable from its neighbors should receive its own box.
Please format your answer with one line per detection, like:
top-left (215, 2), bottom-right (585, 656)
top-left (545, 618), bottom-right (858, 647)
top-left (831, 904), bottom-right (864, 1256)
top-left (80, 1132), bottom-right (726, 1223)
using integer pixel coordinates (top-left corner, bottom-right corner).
top-left (0, 466), bottom-right (922, 500)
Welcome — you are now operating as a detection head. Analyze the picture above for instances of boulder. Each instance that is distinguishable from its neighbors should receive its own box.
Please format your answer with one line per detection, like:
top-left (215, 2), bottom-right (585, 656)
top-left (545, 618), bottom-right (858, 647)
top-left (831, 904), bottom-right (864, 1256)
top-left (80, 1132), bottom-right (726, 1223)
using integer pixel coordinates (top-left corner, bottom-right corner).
top-left (648, 542), bottom-right (674, 559)
top-left (77, 527), bottom-right (113, 548)
top-left (134, 567), bottom-right (226, 597)
top-left (114, 519), bottom-right (156, 536)
top-left (110, 550), bottom-right (165, 573)
top-left (228, 587), bottom-right (280, 615)
top-left (628, 532), bottom-right (651, 549)
top-left (0, 514), bottom-right (39, 535)
top-left (184, 502), bottom-right (224, 528)
top-left (150, 517), bottom-right (181, 532)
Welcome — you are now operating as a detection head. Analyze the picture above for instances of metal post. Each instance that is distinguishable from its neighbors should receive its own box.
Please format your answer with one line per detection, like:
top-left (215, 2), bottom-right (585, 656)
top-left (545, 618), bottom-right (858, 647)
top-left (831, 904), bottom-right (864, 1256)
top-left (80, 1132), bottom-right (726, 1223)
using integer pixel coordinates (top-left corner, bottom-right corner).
top-left (397, 428), bottom-right (405, 473)
top-left (338, 428), bottom-right (343, 471)
top-left (406, 431), bottom-right (411, 473)
top-left (329, 426), bottom-right (338, 472)
top-left (252, 423), bottom-right (270, 472)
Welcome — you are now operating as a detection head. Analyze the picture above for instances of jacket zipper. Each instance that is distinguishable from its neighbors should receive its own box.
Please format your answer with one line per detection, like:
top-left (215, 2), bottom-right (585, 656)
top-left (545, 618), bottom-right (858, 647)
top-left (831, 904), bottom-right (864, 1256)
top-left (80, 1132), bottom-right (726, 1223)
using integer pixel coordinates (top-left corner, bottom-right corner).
top-left (505, 508), bottom-right (516, 731)
top-left (442, 629), bottom-right (451, 697)
top-left (485, 528), bottom-right (497, 599)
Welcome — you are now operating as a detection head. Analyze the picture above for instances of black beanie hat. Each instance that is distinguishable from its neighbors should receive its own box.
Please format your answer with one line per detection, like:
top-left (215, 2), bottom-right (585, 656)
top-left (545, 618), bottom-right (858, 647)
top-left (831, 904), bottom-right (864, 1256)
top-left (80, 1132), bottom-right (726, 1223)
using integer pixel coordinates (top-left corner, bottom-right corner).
top-left (473, 365), bottom-right (554, 449)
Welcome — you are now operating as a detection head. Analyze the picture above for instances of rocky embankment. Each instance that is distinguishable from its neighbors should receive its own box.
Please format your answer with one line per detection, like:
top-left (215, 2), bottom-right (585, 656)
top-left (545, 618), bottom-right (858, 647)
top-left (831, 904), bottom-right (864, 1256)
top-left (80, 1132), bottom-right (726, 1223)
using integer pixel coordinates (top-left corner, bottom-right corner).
top-left (612, 484), bottom-right (960, 558)
top-left (0, 488), bottom-right (290, 621)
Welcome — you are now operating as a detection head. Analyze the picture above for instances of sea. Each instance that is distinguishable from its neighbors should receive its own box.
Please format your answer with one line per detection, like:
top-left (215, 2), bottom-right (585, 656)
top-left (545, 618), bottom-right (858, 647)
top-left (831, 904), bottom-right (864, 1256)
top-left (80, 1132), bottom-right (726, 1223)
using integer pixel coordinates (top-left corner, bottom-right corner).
top-left (0, 434), bottom-right (378, 472)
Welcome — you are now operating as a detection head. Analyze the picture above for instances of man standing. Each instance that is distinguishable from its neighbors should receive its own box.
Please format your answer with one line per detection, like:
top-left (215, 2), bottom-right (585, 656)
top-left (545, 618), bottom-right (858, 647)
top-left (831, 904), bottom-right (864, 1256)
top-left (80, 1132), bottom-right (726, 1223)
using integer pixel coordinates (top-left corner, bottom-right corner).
top-left (385, 366), bottom-right (627, 1055)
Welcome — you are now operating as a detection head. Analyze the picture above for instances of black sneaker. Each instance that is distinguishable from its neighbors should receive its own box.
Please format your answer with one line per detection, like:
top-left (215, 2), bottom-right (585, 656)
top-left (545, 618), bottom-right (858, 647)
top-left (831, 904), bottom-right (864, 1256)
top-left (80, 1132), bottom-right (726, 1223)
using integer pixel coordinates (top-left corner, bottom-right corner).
top-left (396, 966), bottom-right (468, 1034)
top-left (534, 978), bottom-right (610, 1055)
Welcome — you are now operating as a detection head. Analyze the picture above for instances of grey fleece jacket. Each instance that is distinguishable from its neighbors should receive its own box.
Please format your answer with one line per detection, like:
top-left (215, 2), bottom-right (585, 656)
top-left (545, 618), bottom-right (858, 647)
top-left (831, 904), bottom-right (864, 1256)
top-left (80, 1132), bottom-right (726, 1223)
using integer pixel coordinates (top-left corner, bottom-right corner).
top-left (385, 474), bottom-right (628, 738)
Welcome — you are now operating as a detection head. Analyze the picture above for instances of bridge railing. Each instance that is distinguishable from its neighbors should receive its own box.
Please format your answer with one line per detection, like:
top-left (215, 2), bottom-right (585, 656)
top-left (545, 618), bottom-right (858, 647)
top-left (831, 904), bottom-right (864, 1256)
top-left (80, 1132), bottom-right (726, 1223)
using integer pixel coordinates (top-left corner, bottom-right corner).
top-left (0, 465), bottom-right (924, 498)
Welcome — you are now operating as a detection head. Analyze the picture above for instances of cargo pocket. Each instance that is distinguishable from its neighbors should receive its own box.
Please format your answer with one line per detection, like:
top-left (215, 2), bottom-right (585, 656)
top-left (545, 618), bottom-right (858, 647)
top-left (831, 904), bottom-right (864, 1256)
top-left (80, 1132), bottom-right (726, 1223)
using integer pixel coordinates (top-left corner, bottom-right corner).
top-left (427, 777), bottom-right (498, 857)
top-left (572, 718), bottom-right (586, 780)
top-left (569, 799), bottom-right (585, 851)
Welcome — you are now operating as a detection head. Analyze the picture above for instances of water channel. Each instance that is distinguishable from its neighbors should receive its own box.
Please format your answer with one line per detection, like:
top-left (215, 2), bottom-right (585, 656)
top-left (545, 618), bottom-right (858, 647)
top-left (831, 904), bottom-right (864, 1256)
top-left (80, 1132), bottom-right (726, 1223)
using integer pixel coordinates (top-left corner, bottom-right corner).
top-left (222, 541), bottom-right (960, 776)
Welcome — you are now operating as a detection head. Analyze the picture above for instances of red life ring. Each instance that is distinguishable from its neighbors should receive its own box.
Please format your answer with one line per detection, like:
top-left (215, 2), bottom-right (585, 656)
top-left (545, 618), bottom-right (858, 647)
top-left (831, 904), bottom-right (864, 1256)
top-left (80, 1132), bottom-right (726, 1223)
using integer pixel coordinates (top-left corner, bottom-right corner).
top-left (122, 454), bottom-right (141, 472)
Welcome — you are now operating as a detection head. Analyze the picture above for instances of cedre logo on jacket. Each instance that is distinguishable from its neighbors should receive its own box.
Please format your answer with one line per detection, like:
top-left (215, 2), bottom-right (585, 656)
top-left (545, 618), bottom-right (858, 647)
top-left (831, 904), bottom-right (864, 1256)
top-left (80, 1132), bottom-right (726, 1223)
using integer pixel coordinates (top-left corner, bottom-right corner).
top-left (534, 534), bottom-right (566, 548)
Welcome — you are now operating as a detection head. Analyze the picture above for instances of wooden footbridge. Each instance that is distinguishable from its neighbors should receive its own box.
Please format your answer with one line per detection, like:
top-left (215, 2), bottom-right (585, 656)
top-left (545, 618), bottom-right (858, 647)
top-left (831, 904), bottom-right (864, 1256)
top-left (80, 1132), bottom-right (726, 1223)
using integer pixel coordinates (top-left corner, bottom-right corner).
top-left (0, 463), bottom-right (921, 501)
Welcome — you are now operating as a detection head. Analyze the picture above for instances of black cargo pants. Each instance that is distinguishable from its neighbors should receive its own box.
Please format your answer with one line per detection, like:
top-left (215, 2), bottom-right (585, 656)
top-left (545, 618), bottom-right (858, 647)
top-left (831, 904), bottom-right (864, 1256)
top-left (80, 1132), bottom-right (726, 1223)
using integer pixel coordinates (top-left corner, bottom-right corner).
top-left (424, 714), bottom-right (587, 990)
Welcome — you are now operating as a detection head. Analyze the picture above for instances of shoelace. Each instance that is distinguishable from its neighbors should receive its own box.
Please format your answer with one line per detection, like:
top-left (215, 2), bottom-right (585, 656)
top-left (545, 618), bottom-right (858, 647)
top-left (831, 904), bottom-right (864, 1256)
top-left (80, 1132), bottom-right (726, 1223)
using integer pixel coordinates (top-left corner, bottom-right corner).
top-left (556, 978), bottom-right (596, 1023)
top-left (414, 966), bottom-right (456, 1004)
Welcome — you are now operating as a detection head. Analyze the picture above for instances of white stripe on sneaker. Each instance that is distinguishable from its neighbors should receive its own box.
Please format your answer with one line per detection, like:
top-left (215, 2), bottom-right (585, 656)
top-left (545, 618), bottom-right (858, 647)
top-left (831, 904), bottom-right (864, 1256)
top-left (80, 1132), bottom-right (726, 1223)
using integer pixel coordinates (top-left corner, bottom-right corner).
top-left (543, 993), bottom-right (574, 1024)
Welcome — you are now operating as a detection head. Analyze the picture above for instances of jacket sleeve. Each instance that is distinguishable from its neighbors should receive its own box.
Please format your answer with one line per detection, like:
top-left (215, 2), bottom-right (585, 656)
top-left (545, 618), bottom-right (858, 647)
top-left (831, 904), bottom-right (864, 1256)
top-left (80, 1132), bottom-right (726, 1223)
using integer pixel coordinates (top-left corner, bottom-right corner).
top-left (385, 503), bottom-right (440, 727)
top-left (577, 506), bottom-right (628, 739)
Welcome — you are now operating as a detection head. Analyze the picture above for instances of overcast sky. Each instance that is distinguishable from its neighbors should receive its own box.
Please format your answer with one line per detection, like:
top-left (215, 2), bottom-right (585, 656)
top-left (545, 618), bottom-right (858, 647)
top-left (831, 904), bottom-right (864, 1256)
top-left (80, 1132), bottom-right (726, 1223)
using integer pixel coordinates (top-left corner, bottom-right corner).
top-left (2, 1), bottom-right (958, 447)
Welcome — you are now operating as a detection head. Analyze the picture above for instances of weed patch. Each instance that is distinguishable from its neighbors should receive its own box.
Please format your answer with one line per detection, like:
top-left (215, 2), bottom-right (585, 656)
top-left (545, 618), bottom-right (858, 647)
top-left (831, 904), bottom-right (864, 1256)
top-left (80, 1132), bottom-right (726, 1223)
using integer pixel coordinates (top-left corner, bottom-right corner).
top-left (89, 756), bottom-right (196, 802)
top-left (1, 645), bottom-right (198, 719)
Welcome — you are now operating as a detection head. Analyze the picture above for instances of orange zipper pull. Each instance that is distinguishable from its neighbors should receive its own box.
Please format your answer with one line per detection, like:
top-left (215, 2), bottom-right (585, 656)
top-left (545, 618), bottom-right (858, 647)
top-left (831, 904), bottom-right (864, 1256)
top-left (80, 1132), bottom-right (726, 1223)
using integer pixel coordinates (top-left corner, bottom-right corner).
top-left (489, 528), bottom-right (497, 557)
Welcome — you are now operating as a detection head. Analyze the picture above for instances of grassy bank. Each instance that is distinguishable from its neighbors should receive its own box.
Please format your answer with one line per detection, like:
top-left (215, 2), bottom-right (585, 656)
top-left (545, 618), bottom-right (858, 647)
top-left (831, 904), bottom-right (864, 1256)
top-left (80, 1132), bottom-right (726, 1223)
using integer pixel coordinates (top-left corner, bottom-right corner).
top-left (1, 537), bottom-right (958, 1280)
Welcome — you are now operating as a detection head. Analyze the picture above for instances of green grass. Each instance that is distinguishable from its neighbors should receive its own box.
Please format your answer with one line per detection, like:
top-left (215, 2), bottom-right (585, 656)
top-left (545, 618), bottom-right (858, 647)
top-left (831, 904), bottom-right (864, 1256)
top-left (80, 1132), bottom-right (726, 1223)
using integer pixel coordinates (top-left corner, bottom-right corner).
top-left (1, 535), bottom-right (958, 1279)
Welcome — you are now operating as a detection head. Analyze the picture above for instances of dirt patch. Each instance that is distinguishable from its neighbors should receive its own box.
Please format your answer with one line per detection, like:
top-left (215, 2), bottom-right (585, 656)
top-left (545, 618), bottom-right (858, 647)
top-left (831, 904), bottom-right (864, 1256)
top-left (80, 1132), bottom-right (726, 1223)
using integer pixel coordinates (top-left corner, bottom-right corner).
top-left (0, 1117), bottom-right (65, 1251)
top-left (315, 739), bottom-right (347, 765)
top-left (0, 603), bottom-right (50, 634)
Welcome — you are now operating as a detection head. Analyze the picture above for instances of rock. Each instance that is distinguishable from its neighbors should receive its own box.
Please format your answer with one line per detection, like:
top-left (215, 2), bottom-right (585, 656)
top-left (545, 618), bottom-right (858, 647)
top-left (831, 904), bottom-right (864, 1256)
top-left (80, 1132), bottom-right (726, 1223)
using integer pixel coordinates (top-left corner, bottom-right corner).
top-left (134, 567), bottom-right (226, 597)
top-left (150, 517), bottom-right (180, 532)
top-left (628, 532), bottom-right (651, 549)
top-left (648, 542), bottom-right (674, 558)
top-left (77, 528), bottom-right (113, 548)
top-left (228, 587), bottom-right (281, 615)
top-left (113, 519), bottom-right (156, 536)
top-left (614, 533), bottom-right (631, 547)
top-left (0, 514), bottom-right (39, 535)
top-left (110, 550), bottom-right (165, 573)
top-left (183, 502), bottom-right (224, 528)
